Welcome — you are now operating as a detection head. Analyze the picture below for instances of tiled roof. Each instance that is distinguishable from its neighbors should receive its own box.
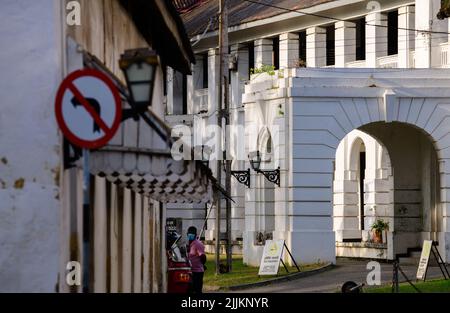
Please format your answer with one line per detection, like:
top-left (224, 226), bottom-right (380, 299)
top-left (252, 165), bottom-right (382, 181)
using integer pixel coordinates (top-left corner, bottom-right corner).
top-left (180, 0), bottom-right (336, 37)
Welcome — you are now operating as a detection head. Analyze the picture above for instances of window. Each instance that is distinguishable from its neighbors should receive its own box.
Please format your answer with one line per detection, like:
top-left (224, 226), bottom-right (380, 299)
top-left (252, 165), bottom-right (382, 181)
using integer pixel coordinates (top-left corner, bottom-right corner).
top-left (326, 25), bottom-right (335, 66)
top-left (248, 41), bottom-right (254, 79)
top-left (387, 10), bottom-right (398, 55)
top-left (359, 148), bottom-right (366, 231)
top-left (172, 71), bottom-right (188, 115)
top-left (202, 53), bottom-right (208, 89)
top-left (299, 31), bottom-right (307, 63)
top-left (182, 74), bottom-right (187, 114)
top-left (355, 18), bottom-right (366, 60)
top-left (272, 37), bottom-right (280, 70)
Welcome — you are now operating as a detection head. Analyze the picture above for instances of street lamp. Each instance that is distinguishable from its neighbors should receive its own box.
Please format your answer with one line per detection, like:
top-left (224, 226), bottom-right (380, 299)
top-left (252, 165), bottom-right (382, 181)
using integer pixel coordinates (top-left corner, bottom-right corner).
top-left (119, 48), bottom-right (158, 109)
top-left (249, 150), bottom-right (280, 187)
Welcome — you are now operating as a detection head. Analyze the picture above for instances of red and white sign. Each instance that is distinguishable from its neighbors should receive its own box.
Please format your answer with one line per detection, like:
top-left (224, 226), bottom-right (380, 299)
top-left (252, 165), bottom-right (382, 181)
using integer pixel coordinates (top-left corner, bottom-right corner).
top-left (55, 69), bottom-right (122, 149)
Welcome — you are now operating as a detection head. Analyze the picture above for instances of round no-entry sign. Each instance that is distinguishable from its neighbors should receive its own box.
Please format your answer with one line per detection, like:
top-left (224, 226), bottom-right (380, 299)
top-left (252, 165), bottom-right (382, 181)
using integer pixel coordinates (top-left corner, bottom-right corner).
top-left (55, 69), bottom-right (122, 149)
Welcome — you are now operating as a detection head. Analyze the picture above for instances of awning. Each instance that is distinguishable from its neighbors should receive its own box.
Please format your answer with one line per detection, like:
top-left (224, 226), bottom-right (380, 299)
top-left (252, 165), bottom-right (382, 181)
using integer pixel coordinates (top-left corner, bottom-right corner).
top-left (90, 146), bottom-right (212, 203)
top-left (83, 53), bottom-right (214, 204)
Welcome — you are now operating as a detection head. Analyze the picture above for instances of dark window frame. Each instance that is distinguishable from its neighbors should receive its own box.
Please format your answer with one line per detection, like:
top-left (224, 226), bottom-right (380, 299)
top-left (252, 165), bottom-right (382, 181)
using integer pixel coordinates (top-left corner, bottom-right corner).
top-left (272, 37), bottom-right (280, 70)
top-left (299, 31), bottom-right (307, 63)
top-left (355, 18), bottom-right (366, 61)
top-left (326, 25), bottom-right (335, 66)
top-left (387, 10), bottom-right (399, 56)
top-left (202, 53), bottom-right (208, 89)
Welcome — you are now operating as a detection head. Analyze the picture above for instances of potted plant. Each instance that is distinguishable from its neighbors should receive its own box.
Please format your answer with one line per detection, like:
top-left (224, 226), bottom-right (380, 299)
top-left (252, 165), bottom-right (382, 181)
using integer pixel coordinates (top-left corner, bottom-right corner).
top-left (371, 219), bottom-right (389, 243)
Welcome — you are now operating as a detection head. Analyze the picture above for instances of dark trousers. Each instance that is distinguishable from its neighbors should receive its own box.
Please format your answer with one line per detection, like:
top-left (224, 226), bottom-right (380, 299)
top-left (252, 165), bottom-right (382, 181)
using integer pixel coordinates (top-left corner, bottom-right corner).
top-left (191, 272), bottom-right (204, 294)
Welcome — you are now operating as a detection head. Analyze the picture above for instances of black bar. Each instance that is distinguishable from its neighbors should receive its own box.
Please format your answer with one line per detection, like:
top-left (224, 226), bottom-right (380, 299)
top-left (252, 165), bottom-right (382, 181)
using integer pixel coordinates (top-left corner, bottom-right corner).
top-left (284, 243), bottom-right (300, 272)
top-left (280, 259), bottom-right (289, 274)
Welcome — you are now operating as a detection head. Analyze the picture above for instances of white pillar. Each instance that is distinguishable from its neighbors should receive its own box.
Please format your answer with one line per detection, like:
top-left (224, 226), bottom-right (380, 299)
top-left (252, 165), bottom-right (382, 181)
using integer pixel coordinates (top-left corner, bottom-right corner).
top-left (335, 21), bottom-right (356, 67)
top-left (398, 5), bottom-right (415, 68)
top-left (279, 33), bottom-right (299, 69)
top-left (366, 12), bottom-right (387, 67)
top-left (93, 177), bottom-right (107, 292)
top-left (186, 71), bottom-right (194, 115)
top-left (254, 39), bottom-right (273, 68)
top-left (166, 67), bottom-right (174, 115)
top-left (122, 189), bottom-right (132, 293)
top-left (306, 26), bottom-right (326, 67)
top-left (133, 193), bottom-right (142, 293)
top-left (109, 184), bottom-right (119, 293)
top-left (415, 0), bottom-right (448, 68)
top-left (208, 48), bottom-right (219, 113)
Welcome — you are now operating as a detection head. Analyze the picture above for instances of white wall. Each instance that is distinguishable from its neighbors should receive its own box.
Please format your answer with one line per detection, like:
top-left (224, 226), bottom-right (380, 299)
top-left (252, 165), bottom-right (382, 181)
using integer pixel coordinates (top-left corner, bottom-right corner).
top-left (0, 0), bottom-right (63, 292)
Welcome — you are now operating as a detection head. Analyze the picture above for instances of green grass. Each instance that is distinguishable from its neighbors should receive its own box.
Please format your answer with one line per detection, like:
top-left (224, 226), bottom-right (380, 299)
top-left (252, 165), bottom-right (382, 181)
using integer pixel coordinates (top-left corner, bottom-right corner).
top-left (203, 254), bottom-right (324, 290)
top-left (366, 279), bottom-right (450, 293)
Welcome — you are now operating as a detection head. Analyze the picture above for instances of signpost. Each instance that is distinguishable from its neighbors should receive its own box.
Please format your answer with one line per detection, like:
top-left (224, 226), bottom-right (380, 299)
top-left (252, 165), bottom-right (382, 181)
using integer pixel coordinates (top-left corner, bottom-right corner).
top-left (416, 240), bottom-right (433, 281)
top-left (55, 69), bottom-right (122, 150)
top-left (258, 240), bottom-right (300, 276)
top-left (416, 240), bottom-right (449, 281)
top-left (55, 69), bottom-right (122, 292)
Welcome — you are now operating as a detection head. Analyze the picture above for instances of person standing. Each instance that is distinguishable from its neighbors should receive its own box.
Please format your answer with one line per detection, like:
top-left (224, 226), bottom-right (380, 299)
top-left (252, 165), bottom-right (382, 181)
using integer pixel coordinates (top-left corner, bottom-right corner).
top-left (187, 226), bottom-right (206, 293)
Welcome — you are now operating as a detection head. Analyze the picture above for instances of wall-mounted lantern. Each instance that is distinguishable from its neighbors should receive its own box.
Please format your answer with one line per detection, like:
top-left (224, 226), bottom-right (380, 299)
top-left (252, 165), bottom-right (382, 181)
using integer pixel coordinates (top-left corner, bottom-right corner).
top-left (222, 153), bottom-right (251, 188)
top-left (249, 150), bottom-right (280, 187)
top-left (119, 48), bottom-right (158, 110)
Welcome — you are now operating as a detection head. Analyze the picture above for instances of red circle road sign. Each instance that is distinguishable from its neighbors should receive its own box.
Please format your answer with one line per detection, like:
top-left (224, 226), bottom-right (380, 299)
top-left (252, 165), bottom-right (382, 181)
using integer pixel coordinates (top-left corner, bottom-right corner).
top-left (55, 69), bottom-right (122, 149)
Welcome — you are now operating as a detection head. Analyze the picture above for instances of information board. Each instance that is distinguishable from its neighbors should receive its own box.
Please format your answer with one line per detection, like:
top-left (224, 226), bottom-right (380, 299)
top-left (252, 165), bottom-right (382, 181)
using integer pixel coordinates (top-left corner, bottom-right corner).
top-left (258, 240), bottom-right (285, 276)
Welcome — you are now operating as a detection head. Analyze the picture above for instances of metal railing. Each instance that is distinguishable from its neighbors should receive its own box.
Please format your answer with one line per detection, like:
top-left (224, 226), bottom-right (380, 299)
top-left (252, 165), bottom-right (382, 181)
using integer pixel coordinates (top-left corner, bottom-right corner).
top-left (377, 54), bottom-right (398, 68)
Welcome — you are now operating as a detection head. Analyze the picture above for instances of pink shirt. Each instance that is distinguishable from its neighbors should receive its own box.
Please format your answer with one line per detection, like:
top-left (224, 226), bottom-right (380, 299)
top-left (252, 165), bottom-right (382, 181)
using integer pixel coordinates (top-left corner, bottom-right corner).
top-left (188, 239), bottom-right (205, 273)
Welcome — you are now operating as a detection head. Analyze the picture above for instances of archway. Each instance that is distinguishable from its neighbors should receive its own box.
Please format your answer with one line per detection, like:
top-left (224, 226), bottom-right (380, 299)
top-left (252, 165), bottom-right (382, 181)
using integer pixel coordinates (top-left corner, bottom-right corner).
top-left (243, 127), bottom-right (276, 266)
top-left (359, 122), bottom-right (442, 259)
top-left (334, 129), bottom-right (394, 259)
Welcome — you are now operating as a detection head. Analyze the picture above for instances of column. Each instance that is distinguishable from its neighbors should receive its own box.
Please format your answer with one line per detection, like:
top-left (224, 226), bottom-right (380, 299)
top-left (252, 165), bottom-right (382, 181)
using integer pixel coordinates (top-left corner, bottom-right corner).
top-left (207, 48), bottom-right (219, 113)
top-left (366, 12), bottom-right (387, 67)
top-left (279, 33), bottom-right (299, 69)
top-left (186, 70), bottom-right (194, 115)
top-left (93, 177), bottom-right (107, 292)
top-left (254, 39), bottom-right (273, 68)
top-left (121, 189), bottom-right (132, 293)
top-left (230, 43), bottom-right (248, 247)
top-left (166, 67), bottom-right (174, 114)
top-left (306, 27), bottom-right (326, 67)
top-left (335, 21), bottom-right (356, 67)
top-left (398, 6), bottom-right (415, 68)
top-left (415, 0), bottom-right (448, 68)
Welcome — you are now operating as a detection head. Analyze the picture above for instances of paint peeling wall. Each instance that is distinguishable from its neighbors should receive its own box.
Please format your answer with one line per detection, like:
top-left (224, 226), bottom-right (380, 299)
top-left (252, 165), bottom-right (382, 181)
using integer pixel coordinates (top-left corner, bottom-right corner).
top-left (0, 0), bottom-right (63, 292)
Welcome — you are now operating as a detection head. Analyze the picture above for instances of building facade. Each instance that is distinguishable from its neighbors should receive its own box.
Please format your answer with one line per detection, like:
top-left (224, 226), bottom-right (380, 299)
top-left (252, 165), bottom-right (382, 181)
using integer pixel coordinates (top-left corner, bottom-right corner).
top-left (0, 0), bottom-right (211, 292)
top-left (167, 0), bottom-right (450, 265)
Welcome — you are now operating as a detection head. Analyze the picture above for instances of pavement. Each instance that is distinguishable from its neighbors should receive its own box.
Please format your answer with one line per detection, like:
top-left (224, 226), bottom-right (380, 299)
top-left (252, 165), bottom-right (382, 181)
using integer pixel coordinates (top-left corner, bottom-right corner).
top-left (226, 258), bottom-right (447, 293)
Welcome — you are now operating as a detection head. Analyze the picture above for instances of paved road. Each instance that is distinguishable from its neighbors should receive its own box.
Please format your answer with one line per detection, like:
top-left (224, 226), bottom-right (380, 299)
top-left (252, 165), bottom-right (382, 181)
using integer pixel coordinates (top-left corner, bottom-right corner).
top-left (230, 258), bottom-right (447, 293)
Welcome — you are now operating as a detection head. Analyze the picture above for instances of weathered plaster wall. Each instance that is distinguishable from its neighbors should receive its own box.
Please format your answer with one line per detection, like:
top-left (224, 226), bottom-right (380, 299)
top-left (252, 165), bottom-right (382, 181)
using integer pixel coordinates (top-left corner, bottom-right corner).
top-left (0, 0), bottom-right (62, 292)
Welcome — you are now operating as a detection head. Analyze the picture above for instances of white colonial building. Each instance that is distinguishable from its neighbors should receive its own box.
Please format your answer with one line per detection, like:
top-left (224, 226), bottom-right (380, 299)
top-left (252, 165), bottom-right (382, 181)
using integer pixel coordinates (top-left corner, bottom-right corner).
top-left (166, 0), bottom-right (450, 266)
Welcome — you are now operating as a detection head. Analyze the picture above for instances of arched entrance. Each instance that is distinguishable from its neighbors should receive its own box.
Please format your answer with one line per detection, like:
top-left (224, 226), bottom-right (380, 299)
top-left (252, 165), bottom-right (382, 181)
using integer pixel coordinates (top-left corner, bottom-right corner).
top-left (242, 68), bottom-right (450, 265)
top-left (243, 127), bottom-right (276, 266)
top-left (358, 122), bottom-right (442, 259)
top-left (331, 121), bottom-right (442, 261)
top-left (334, 130), bottom-right (395, 259)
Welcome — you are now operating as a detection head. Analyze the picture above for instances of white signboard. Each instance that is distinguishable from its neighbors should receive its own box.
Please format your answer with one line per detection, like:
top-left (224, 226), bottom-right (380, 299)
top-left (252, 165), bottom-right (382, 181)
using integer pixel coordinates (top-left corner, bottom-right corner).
top-left (258, 240), bottom-right (285, 276)
top-left (416, 240), bottom-right (433, 280)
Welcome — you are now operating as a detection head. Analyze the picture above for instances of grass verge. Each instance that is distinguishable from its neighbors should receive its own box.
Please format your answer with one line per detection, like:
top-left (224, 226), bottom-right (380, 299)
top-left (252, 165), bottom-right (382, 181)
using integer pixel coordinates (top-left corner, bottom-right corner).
top-left (366, 279), bottom-right (450, 293)
top-left (203, 254), bottom-right (324, 290)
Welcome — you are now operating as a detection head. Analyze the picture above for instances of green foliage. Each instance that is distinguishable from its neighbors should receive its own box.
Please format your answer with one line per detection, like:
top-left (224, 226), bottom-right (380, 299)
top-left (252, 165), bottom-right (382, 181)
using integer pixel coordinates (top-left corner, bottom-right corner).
top-left (250, 64), bottom-right (276, 76)
top-left (371, 219), bottom-right (390, 232)
top-left (367, 279), bottom-right (450, 293)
